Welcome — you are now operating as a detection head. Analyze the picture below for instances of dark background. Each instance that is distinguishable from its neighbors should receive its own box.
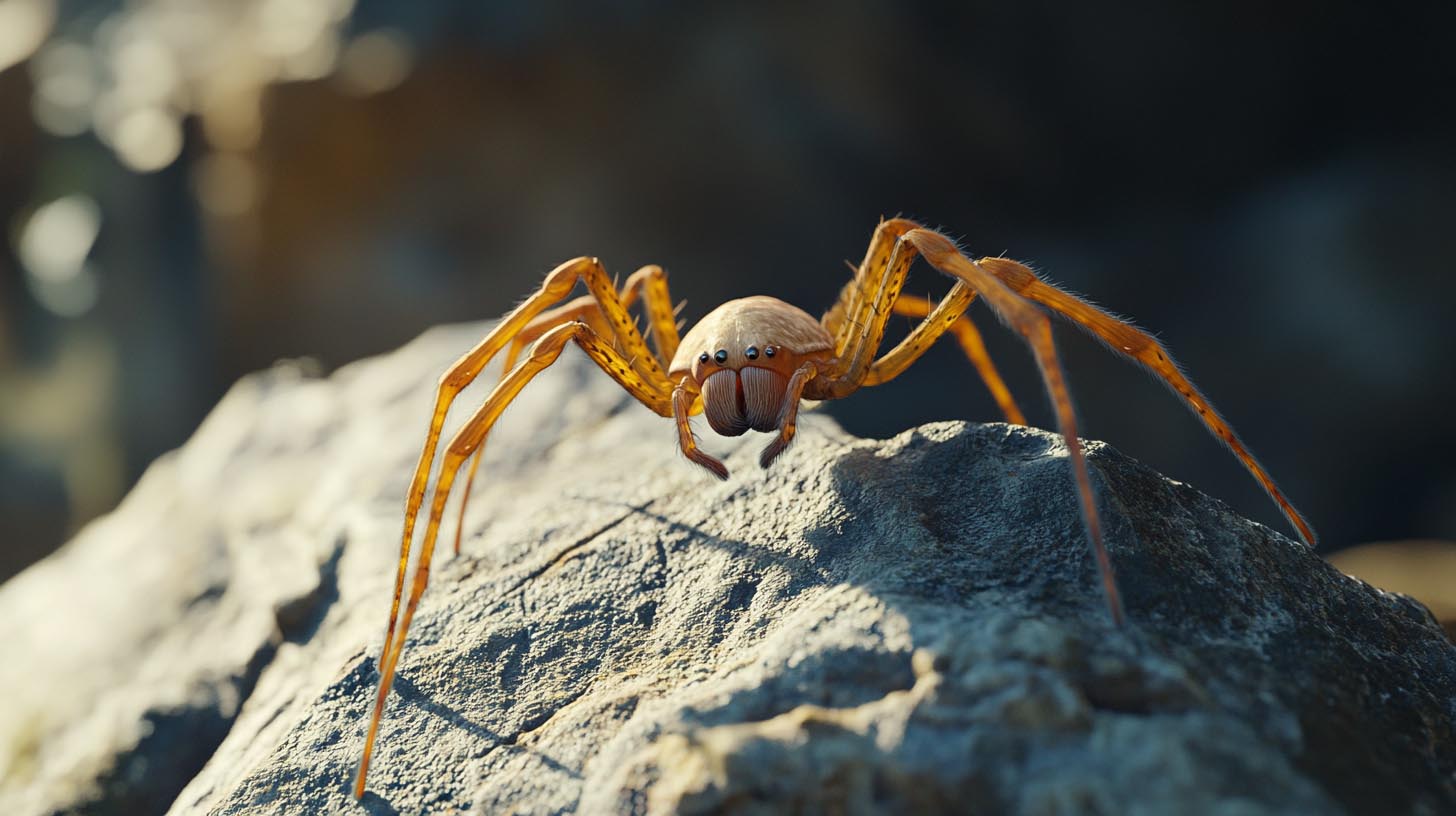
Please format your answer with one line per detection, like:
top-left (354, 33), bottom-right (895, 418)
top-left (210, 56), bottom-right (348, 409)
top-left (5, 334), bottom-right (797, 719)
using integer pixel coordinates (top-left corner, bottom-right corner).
top-left (3, 0), bottom-right (1454, 582)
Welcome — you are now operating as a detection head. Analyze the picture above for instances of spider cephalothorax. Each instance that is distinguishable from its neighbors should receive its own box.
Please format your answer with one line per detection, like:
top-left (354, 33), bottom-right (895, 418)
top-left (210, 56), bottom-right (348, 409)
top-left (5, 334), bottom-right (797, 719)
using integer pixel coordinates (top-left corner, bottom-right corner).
top-left (354, 218), bottom-right (1316, 797)
top-left (674, 295), bottom-right (832, 444)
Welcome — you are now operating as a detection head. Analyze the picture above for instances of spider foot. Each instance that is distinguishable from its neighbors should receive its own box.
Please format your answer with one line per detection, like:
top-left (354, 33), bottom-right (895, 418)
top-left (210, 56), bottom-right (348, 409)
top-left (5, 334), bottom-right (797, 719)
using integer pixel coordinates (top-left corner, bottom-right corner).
top-left (686, 449), bottom-right (729, 480)
top-left (759, 434), bottom-right (794, 469)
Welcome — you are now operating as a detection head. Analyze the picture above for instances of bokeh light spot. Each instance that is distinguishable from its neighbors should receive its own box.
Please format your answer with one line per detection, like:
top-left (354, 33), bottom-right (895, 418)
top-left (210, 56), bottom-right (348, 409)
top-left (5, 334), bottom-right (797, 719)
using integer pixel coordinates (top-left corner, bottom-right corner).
top-left (18, 194), bottom-right (101, 283)
top-left (28, 264), bottom-right (100, 317)
top-left (337, 29), bottom-right (412, 96)
top-left (0, 0), bottom-right (55, 73)
top-left (17, 195), bottom-right (103, 317)
top-left (112, 33), bottom-right (180, 106)
top-left (112, 107), bottom-right (183, 172)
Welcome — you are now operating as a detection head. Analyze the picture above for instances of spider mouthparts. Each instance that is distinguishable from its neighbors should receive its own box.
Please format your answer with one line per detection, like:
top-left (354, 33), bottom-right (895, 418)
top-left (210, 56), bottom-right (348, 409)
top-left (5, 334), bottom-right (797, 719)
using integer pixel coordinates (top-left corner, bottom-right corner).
top-left (702, 368), bottom-right (787, 436)
top-left (741, 367), bottom-right (787, 432)
top-left (702, 370), bottom-right (751, 436)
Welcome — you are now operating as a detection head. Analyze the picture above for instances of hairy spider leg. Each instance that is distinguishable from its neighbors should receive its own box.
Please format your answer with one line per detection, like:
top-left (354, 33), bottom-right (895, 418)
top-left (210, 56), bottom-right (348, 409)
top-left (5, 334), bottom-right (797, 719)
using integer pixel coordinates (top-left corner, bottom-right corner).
top-left (673, 381), bottom-right (728, 479)
top-left (809, 225), bottom-right (1125, 626)
top-left (379, 257), bottom-right (663, 680)
top-left (449, 299), bottom-right (605, 556)
top-left (822, 217), bottom-right (918, 351)
top-left (501, 264), bottom-right (680, 374)
top-left (973, 256), bottom-right (1316, 548)
top-left (904, 229), bottom-right (1126, 623)
top-left (820, 218), bottom-right (921, 392)
top-left (374, 256), bottom-right (582, 731)
top-left (452, 265), bottom-right (683, 554)
top-left (363, 257), bottom-right (675, 797)
top-left (865, 287), bottom-right (1027, 425)
top-left (357, 320), bottom-right (675, 799)
top-left (757, 361), bottom-right (820, 467)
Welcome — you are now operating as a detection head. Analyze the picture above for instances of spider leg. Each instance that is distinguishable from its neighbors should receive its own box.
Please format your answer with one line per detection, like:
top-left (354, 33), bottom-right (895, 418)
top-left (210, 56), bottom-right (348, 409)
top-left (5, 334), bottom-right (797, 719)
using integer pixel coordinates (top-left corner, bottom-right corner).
top-left (817, 220), bottom-right (926, 398)
top-left (758, 361), bottom-right (821, 468)
top-left (376, 257), bottom-right (585, 716)
top-left (864, 287), bottom-right (1027, 425)
top-left (451, 265), bottom-right (683, 554)
top-left (894, 228), bottom-right (1133, 623)
top-left (822, 217), bottom-right (921, 358)
top-left (453, 448), bottom-right (488, 556)
top-left (971, 256), bottom-right (1316, 548)
top-left (383, 257), bottom-right (666, 665)
top-left (673, 381), bottom-right (728, 479)
top-left (811, 220), bottom-right (1312, 622)
top-left (367, 257), bottom-right (675, 793)
top-left (625, 264), bottom-right (682, 365)
top-left (448, 303), bottom-right (596, 556)
top-left (501, 264), bottom-right (681, 375)
top-left (357, 320), bottom-right (673, 798)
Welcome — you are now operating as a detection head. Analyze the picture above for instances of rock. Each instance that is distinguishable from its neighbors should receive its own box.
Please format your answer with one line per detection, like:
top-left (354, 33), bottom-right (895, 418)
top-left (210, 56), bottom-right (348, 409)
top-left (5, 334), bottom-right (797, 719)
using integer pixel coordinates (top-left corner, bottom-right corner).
top-left (1, 321), bottom-right (1452, 815)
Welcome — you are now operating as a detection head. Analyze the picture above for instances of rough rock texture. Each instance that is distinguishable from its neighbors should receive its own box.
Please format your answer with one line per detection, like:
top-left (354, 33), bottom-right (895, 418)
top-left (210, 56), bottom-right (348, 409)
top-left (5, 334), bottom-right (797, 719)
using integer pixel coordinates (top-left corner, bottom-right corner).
top-left (2, 321), bottom-right (1453, 815)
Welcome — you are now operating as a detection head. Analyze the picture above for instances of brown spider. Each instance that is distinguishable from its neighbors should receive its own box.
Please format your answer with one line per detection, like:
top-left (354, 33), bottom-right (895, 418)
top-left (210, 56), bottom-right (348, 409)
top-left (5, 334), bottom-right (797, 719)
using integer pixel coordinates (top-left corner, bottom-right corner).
top-left (353, 218), bottom-right (1315, 797)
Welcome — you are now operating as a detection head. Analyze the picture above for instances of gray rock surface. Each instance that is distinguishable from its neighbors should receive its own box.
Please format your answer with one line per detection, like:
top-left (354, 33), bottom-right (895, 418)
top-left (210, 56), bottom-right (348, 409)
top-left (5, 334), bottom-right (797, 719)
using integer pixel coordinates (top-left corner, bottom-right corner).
top-left (2, 321), bottom-right (1453, 815)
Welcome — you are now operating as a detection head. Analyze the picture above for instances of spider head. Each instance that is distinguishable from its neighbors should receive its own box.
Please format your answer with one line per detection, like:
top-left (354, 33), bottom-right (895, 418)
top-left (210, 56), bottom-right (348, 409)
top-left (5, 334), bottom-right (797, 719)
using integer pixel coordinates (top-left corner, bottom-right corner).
top-left (671, 296), bottom-right (835, 437)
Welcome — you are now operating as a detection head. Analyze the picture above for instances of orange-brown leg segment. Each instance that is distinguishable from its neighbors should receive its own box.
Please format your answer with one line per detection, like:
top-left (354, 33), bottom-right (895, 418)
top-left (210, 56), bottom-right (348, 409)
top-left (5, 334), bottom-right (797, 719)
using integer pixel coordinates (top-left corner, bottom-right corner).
top-left (363, 253), bottom-right (674, 796)
top-left (972, 257), bottom-right (1316, 549)
top-left (894, 228), bottom-right (1126, 626)
top-left (451, 265), bottom-right (683, 555)
top-left (384, 258), bottom-right (648, 686)
top-left (356, 320), bottom-right (673, 798)
top-left (758, 361), bottom-right (820, 468)
top-left (373, 256), bottom-right (593, 743)
top-left (624, 264), bottom-right (682, 365)
top-left (500, 264), bottom-right (681, 376)
top-left (818, 220), bottom-right (935, 398)
top-left (452, 299), bottom-right (609, 555)
top-left (822, 217), bottom-right (921, 358)
top-left (674, 382), bottom-right (728, 480)
top-left (865, 287), bottom-right (1027, 425)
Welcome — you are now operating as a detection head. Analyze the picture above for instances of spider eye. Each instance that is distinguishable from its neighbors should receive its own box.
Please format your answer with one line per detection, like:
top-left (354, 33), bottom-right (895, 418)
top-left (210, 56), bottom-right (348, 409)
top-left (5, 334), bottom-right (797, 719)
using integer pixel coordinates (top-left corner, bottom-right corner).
top-left (714, 349), bottom-right (728, 365)
top-left (764, 346), bottom-right (777, 358)
top-left (699, 352), bottom-right (710, 364)
top-left (745, 346), bottom-right (759, 360)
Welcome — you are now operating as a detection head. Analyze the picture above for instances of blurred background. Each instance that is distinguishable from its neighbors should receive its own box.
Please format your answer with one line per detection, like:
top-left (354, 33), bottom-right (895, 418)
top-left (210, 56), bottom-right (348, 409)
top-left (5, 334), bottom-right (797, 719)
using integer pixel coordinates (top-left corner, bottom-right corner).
top-left (1, 0), bottom-right (1454, 584)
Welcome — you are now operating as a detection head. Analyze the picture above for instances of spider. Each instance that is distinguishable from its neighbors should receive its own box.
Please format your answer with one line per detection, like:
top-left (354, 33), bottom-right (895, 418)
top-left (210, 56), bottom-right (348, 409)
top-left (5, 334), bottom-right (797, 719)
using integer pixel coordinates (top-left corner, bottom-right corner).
top-left (353, 218), bottom-right (1315, 797)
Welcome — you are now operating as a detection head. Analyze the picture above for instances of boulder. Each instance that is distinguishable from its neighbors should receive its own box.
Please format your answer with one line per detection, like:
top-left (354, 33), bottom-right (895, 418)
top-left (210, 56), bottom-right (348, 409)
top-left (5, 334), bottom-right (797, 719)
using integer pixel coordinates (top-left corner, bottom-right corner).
top-left (1, 321), bottom-right (1452, 815)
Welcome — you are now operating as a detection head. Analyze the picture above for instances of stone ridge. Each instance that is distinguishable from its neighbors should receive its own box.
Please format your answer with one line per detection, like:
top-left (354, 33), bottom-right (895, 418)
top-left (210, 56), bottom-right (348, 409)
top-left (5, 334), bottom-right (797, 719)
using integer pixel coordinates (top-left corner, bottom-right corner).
top-left (0, 321), bottom-right (1450, 815)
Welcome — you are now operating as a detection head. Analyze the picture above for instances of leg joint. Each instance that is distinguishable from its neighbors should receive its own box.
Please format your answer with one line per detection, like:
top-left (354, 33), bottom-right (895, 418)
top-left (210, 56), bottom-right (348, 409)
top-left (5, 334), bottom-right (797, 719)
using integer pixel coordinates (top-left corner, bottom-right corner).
top-left (527, 321), bottom-right (584, 360)
top-left (542, 257), bottom-right (598, 297)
